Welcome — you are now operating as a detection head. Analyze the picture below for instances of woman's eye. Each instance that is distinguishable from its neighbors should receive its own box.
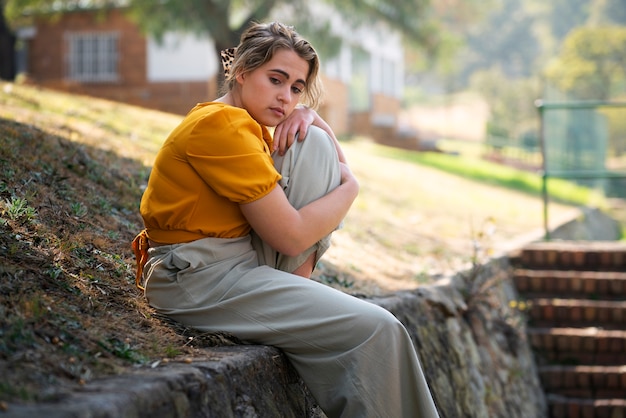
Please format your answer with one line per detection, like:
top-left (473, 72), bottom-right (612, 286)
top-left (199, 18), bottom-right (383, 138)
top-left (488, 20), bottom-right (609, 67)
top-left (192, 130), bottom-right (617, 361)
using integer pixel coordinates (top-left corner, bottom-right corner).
top-left (292, 86), bottom-right (303, 95)
top-left (269, 77), bottom-right (282, 85)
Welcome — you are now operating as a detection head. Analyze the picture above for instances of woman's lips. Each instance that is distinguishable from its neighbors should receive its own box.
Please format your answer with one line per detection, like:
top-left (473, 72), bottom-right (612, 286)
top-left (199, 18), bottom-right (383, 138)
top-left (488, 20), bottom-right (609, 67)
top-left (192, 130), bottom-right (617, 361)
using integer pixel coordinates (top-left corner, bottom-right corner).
top-left (270, 107), bottom-right (285, 117)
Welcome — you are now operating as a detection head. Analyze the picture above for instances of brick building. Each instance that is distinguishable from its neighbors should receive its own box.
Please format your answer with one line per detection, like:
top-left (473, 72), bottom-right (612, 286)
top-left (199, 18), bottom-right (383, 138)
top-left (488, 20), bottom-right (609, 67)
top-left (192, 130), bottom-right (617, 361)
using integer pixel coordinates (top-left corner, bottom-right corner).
top-left (19, 8), bottom-right (215, 116)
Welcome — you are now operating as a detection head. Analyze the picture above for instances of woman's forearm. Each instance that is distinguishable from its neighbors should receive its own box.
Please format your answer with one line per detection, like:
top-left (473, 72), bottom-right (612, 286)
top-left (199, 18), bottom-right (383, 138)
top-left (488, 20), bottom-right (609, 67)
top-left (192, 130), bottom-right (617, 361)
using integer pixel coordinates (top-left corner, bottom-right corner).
top-left (241, 170), bottom-right (359, 257)
top-left (293, 171), bottom-right (358, 248)
top-left (278, 180), bottom-right (357, 256)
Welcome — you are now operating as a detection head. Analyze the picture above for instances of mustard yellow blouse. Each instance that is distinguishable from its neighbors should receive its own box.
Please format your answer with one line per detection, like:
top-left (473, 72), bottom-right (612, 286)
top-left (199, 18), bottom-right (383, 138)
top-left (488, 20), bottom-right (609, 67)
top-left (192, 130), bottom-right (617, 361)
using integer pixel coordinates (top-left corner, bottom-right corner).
top-left (140, 102), bottom-right (281, 244)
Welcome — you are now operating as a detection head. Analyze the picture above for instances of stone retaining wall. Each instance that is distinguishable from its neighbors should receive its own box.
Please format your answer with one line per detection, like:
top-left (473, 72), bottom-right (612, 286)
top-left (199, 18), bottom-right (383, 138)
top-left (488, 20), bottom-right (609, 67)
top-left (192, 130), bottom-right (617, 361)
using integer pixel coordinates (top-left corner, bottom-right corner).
top-left (4, 257), bottom-right (546, 418)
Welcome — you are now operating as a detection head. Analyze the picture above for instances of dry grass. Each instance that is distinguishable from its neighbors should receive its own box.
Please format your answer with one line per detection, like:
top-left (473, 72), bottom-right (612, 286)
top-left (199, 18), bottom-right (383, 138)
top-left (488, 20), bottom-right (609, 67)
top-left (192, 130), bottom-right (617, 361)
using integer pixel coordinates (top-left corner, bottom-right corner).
top-left (0, 81), bottom-right (580, 405)
top-left (314, 139), bottom-right (580, 294)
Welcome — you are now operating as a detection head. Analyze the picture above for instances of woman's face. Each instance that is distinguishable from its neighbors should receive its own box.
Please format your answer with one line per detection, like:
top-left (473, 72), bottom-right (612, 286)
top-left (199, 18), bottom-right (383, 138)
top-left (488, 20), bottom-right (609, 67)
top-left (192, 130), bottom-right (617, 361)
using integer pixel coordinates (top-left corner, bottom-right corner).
top-left (236, 48), bottom-right (309, 127)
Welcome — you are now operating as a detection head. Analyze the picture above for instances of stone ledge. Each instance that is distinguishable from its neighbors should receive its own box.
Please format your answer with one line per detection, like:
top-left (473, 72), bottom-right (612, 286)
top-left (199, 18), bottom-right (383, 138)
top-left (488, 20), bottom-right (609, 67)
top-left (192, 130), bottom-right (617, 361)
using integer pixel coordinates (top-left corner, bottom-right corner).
top-left (2, 345), bottom-right (322, 418)
top-left (1, 257), bottom-right (548, 418)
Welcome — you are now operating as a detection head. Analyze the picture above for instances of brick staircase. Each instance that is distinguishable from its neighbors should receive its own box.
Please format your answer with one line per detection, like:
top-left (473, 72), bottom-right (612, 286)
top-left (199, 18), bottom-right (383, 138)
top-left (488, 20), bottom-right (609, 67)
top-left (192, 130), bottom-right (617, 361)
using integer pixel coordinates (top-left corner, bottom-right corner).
top-left (511, 241), bottom-right (626, 418)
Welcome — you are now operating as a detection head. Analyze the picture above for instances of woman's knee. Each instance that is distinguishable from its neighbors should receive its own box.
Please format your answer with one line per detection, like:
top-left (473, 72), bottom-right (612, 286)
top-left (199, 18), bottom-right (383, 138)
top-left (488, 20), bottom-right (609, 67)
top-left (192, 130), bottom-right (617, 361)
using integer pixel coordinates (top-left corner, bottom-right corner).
top-left (276, 125), bottom-right (341, 207)
top-left (350, 303), bottom-right (407, 341)
top-left (299, 125), bottom-right (337, 156)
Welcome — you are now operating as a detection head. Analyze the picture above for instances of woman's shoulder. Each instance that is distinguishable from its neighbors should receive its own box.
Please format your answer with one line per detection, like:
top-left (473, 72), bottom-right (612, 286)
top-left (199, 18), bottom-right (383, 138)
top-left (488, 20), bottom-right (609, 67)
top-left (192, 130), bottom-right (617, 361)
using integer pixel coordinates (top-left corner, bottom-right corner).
top-left (184, 102), bottom-right (271, 152)
top-left (187, 102), bottom-right (258, 130)
top-left (189, 101), bottom-right (247, 118)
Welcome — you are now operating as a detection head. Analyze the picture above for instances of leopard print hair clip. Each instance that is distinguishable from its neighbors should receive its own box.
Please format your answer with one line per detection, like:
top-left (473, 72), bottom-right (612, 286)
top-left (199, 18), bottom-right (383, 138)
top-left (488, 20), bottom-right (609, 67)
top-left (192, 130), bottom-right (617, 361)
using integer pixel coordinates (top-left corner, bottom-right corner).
top-left (220, 47), bottom-right (236, 78)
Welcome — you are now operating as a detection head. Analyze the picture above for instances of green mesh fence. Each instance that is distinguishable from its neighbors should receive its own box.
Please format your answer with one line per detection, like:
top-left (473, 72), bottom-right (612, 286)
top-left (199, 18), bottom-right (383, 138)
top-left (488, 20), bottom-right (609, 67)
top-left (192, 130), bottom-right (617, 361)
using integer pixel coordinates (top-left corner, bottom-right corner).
top-left (536, 100), bottom-right (626, 239)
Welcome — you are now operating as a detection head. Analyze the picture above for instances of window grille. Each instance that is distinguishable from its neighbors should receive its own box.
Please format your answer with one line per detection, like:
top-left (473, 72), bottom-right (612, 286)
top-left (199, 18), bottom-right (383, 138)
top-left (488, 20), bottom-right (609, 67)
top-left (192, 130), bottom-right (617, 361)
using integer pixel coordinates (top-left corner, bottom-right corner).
top-left (66, 32), bottom-right (119, 82)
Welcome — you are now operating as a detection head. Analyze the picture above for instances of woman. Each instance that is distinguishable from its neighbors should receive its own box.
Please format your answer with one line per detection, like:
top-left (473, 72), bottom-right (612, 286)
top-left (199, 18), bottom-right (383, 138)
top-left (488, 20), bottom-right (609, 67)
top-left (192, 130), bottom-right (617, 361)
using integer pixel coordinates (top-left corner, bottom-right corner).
top-left (133, 21), bottom-right (439, 418)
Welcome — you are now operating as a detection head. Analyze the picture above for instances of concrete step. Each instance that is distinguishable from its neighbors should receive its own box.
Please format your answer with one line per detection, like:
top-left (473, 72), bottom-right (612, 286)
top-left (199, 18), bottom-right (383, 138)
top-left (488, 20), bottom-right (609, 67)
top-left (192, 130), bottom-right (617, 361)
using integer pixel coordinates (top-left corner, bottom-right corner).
top-left (526, 299), bottom-right (626, 330)
top-left (546, 394), bottom-right (626, 418)
top-left (516, 241), bottom-right (626, 271)
top-left (513, 269), bottom-right (626, 300)
top-left (528, 327), bottom-right (626, 366)
top-left (539, 365), bottom-right (626, 399)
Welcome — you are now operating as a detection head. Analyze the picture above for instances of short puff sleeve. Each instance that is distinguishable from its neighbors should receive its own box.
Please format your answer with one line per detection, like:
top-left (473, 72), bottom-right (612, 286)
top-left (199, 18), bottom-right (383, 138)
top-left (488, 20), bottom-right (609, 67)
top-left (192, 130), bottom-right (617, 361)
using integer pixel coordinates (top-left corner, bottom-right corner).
top-left (186, 107), bottom-right (280, 204)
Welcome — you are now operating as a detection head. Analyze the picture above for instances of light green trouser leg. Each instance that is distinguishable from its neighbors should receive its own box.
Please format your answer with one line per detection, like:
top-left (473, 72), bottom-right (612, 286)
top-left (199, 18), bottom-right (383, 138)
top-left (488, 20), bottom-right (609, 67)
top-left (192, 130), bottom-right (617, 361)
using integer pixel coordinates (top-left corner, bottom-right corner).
top-left (146, 240), bottom-right (439, 417)
top-left (251, 125), bottom-right (341, 273)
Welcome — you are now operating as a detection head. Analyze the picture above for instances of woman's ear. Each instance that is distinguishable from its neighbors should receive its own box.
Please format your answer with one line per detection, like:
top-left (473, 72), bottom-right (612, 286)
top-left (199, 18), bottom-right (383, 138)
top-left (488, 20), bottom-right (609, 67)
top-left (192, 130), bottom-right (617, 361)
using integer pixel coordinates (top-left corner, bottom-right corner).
top-left (235, 71), bottom-right (246, 85)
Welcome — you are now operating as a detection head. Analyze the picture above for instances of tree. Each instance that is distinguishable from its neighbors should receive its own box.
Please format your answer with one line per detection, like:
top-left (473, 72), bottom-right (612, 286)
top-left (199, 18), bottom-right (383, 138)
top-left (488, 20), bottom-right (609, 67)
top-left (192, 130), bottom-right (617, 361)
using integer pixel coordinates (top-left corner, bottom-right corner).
top-left (470, 67), bottom-right (540, 140)
top-left (543, 0), bottom-right (590, 41)
top-left (544, 26), bottom-right (626, 100)
top-left (124, 0), bottom-right (447, 89)
top-left (589, 0), bottom-right (626, 26)
top-left (0, 0), bottom-right (16, 80)
top-left (457, 0), bottom-right (543, 85)
top-left (402, 0), bottom-right (497, 98)
top-left (127, 0), bottom-right (438, 48)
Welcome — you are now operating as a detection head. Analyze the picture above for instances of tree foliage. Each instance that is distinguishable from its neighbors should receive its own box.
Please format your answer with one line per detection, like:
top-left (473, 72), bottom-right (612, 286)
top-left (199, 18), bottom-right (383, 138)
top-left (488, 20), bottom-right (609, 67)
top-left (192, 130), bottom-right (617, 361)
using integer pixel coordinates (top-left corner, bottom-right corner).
top-left (5, 0), bottom-right (120, 22)
top-left (544, 26), bottom-right (626, 100)
top-left (125, 0), bottom-right (260, 52)
top-left (324, 0), bottom-right (437, 49)
top-left (403, 0), bottom-right (494, 83)
top-left (543, 0), bottom-right (590, 40)
top-left (461, 0), bottom-right (541, 83)
top-left (4, 0), bottom-right (443, 56)
top-left (124, 0), bottom-right (448, 66)
top-left (470, 67), bottom-right (540, 139)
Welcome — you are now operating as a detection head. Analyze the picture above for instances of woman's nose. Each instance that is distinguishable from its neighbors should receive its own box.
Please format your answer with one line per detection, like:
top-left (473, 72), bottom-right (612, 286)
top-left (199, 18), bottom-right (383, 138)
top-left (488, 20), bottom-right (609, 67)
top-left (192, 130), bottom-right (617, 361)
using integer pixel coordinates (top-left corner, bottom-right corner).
top-left (278, 87), bottom-right (292, 103)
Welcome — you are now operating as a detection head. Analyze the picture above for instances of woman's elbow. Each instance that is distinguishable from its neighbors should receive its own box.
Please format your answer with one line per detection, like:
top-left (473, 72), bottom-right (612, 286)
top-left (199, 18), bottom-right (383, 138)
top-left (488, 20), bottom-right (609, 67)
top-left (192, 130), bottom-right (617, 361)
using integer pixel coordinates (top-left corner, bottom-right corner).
top-left (270, 227), bottom-right (312, 256)
top-left (274, 238), bottom-right (309, 257)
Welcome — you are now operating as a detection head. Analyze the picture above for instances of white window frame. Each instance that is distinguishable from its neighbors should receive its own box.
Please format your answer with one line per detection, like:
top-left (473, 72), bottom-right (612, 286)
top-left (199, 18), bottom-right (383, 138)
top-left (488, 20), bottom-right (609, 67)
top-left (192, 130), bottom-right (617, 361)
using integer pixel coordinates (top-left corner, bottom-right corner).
top-left (65, 32), bottom-right (119, 82)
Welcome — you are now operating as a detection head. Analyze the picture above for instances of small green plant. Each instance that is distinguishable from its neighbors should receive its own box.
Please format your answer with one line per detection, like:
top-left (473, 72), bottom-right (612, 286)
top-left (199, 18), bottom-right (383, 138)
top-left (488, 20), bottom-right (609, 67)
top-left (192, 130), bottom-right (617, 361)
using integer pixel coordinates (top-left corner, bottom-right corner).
top-left (0, 381), bottom-right (33, 401)
top-left (95, 197), bottom-right (112, 212)
top-left (469, 216), bottom-right (496, 266)
top-left (462, 216), bottom-right (502, 309)
top-left (7, 242), bottom-right (20, 256)
top-left (1, 168), bottom-right (15, 179)
top-left (70, 202), bottom-right (87, 217)
top-left (93, 250), bottom-right (129, 277)
top-left (3, 318), bottom-right (35, 351)
top-left (163, 345), bottom-right (182, 358)
top-left (46, 267), bottom-right (63, 280)
top-left (98, 338), bottom-right (146, 363)
top-left (3, 197), bottom-right (36, 222)
top-left (413, 270), bottom-right (431, 284)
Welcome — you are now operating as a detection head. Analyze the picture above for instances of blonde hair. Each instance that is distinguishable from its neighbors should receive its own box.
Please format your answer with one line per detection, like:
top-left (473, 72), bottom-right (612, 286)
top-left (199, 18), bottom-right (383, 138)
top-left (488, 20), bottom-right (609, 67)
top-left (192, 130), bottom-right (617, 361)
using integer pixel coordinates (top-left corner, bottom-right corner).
top-left (223, 22), bottom-right (323, 109)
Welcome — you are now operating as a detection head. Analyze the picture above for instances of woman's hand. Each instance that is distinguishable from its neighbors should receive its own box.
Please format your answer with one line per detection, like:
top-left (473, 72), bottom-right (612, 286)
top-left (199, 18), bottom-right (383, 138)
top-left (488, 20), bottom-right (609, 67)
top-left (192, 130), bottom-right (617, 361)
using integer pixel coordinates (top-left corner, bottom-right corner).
top-left (275, 106), bottom-right (348, 164)
top-left (273, 106), bottom-right (316, 156)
